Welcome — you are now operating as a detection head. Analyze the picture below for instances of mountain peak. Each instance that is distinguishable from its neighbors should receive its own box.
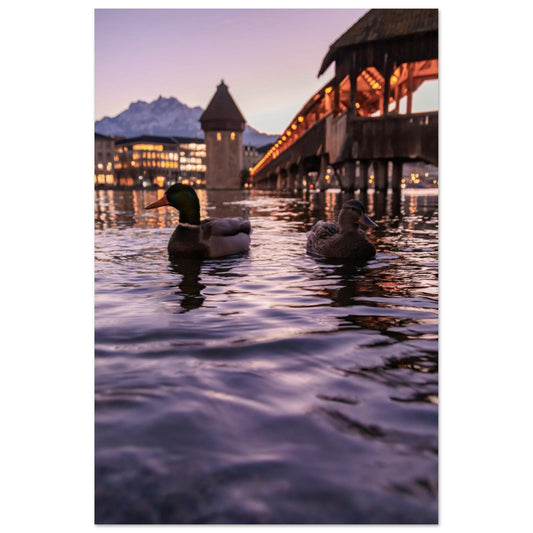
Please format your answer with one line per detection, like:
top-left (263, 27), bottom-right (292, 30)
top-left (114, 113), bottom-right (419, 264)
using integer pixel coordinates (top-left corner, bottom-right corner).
top-left (95, 95), bottom-right (279, 147)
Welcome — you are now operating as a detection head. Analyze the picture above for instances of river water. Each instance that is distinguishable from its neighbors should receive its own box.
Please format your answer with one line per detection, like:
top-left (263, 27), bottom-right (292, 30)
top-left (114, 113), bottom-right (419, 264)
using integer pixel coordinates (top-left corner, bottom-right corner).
top-left (94, 187), bottom-right (438, 524)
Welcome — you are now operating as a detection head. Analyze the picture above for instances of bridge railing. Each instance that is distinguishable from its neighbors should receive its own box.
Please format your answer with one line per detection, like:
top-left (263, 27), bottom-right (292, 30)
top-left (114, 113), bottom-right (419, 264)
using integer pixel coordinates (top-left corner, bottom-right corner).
top-left (252, 117), bottom-right (328, 181)
top-left (350, 111), bottom-right (438, 164)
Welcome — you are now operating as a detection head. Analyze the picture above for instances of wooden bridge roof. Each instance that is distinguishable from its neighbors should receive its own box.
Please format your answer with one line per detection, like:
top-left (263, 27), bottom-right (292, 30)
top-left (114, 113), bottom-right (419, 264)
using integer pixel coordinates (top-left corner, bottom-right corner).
top-left (318, 8), bottom-right (438, 76)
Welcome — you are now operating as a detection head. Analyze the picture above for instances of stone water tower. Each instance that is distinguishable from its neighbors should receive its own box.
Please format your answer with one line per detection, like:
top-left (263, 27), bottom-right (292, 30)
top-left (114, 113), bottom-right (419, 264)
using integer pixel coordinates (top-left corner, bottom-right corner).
top-left (200, 80), bottom-right (246, 189)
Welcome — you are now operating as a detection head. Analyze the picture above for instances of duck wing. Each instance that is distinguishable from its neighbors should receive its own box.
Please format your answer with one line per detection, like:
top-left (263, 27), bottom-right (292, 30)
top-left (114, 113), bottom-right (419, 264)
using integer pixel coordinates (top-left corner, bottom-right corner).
top-left (197, 218), bottom-right (252, 258)
top-left (307, 221), bottom-right (339, 254)
top-left (201, 218), bottom-right (251, 238)
top-left (310, 220), bottom-right (340, 239)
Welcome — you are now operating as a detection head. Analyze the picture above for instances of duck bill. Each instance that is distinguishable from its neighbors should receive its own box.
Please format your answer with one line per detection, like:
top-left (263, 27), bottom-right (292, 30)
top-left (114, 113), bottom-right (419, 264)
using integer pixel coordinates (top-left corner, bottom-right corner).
top-left (363, 214), bottom-right (378, 228)
top-left (144, 195), bottom-right (170, 209)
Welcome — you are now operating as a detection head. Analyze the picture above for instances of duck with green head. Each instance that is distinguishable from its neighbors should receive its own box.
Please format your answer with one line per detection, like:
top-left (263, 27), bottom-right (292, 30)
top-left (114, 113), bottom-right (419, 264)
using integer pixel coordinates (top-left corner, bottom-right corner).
top-left (306, 199), bottom-right (378, 260)
top-left (145, 184), bottom-right (251, 259)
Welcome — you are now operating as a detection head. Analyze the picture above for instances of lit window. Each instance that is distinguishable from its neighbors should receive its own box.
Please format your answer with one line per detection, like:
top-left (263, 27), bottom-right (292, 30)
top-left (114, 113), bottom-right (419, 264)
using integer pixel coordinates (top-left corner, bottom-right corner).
top-left (217, 132), bottom-right (221, 141)
top-left (231, 132), bottom-right (235, 140)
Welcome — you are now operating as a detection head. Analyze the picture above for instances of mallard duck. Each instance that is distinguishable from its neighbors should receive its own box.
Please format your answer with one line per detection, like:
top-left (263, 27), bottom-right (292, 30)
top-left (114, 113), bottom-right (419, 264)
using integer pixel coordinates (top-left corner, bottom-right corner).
top-left (306, 199), bottom-right (378, 260)
top-left (144, 184), bottom-right (251, 259)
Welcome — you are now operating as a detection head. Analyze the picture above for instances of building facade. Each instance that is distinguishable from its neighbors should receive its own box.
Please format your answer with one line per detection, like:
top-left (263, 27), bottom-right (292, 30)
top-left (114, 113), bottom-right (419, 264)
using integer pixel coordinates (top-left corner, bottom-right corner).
top-left (242, 145), bottom-right (261, 173)
top-left (95, 133), bottom-right (116, 186)
top-left (113, 135), bottom-right (206, 188)
top-left (200, 80), bottom-right (246, 189)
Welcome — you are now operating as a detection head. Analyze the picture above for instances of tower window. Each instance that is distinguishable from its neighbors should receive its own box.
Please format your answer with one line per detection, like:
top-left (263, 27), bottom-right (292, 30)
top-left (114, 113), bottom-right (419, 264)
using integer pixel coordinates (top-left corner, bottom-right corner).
top-left (230, 132), bottom-right (235, 140)
top-left (217, 132), bottom-right (221, 141)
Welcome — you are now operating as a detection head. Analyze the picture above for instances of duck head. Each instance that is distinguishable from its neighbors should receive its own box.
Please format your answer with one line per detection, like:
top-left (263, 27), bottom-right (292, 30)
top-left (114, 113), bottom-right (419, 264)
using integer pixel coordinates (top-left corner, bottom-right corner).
top-left (338, 200), bottom-right (378, 231)
top-left (144, 184), bottom-right (201, 225)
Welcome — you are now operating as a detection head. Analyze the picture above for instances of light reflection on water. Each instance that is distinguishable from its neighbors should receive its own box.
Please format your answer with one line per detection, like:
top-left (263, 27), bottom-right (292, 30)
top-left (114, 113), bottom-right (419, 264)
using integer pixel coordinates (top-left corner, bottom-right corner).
top-left (95, 187), bottom-right (438, 524)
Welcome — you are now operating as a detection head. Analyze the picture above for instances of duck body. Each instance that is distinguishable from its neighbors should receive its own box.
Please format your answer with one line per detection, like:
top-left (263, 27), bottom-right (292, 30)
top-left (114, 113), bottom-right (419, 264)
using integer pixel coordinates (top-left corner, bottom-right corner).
top-left (306, 200), bottom-right (377, 261)
top-left (167, 218), bottom-right (251, 259)
top-left (145, 184), bottom-right (251, 259)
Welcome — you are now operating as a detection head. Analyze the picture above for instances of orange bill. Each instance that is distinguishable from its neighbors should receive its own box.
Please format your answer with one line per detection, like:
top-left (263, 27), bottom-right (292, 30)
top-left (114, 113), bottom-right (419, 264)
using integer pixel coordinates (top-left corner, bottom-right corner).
top-left (144, 195), bottom-right (170, 209)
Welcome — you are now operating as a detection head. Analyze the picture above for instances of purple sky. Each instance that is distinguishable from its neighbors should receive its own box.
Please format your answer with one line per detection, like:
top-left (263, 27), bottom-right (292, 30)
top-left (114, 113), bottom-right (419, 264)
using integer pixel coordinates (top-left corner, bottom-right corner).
top-left (95, 8), bottom-right (438, 134)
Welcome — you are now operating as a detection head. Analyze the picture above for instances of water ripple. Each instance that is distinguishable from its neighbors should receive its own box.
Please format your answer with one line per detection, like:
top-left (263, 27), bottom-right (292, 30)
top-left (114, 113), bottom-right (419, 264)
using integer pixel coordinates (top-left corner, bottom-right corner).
top-left (95, 188), bottom-right (438, 524)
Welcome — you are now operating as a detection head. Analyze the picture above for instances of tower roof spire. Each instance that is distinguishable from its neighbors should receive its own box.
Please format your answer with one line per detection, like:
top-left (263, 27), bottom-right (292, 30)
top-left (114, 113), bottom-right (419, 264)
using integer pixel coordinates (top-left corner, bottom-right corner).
top-left (200, 80), bottom-right (246, 132)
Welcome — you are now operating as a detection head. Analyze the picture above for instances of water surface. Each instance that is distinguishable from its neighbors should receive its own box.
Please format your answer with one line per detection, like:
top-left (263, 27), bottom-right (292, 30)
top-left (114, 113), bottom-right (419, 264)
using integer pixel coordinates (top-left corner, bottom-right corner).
top-left (95, 187), bottom-right (438, 524)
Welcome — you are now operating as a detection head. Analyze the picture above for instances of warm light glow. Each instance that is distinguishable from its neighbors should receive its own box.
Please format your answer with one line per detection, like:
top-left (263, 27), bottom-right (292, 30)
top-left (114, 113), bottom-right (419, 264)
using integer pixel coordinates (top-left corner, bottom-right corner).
top-left (281, 136), bottom-right (286, 141)
top-left (325, 87), bottom-right (332, 94)
top-left (298, 116), bottom-right (304, 122)
top-left (133, 144), bottom-right (163, 151)
top-left (291, 124), bottom-right (297, 130)
top-left (155, 176), bottom-right (166, 187)
top-left (231, 132), bottom-right (236, 140)
top-left (362, 70), bottom-right (382, 90)
top-left (217, 132), bottom-right (221, 141)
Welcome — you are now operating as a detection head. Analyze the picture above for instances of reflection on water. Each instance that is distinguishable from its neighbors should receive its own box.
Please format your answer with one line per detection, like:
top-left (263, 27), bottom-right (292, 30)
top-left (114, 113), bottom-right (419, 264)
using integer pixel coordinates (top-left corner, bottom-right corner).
top-left (168, 259), bottom-right (206, 312)
top-left (95, 187), bottom-right (438, 524)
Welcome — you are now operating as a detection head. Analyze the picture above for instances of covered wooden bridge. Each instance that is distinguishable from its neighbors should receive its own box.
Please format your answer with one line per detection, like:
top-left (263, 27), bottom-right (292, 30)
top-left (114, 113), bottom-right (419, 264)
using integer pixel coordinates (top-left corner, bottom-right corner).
top-left (251, 9), bottom-right (438, 192)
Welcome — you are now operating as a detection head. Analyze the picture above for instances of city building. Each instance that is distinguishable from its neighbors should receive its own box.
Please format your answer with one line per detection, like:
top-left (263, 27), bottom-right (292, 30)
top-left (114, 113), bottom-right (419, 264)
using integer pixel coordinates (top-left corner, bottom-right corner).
top-left (177, 138), bottom-right (207, 187)
top-left (113, 135), bottom-right (206, 188)
top-left (95, 133), bottom-right (116, 186)
top-left (242, 145), bottom-right (261, 173)
top-left (200, 80), bottom-right (246, 189)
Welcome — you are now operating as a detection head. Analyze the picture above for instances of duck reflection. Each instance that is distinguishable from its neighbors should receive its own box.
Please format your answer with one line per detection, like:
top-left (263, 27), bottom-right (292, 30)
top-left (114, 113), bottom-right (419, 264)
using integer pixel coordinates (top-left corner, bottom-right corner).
top-left (310, 259), bottom-right (417, 334)
top-left (168, 258), bottom-right (206, 312)
top-left (312, 259), bottom-right (373, 305)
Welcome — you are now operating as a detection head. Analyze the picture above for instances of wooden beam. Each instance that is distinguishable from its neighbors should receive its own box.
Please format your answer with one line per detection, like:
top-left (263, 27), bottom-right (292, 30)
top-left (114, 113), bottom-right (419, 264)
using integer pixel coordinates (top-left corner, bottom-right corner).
top-left (407, 63), bottom-right (414, 114)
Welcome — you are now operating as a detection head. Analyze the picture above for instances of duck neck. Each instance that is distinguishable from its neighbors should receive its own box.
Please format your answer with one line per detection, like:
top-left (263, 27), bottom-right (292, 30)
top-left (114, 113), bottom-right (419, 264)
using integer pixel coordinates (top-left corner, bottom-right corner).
top-left (178, 204), bottom-right (201, 225)
top-left (339, 222), bottom-right (360, 234)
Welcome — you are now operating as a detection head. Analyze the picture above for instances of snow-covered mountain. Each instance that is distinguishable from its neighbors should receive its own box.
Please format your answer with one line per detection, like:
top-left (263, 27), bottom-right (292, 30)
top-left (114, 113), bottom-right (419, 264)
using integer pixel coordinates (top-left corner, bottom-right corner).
top-left (95, 96), bottom-right (279, 147)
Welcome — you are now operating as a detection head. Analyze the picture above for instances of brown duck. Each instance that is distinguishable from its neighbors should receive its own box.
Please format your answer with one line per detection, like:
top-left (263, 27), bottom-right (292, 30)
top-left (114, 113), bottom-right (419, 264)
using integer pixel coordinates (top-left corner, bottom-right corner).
top-left (306, 199), bottom-right (378, 260)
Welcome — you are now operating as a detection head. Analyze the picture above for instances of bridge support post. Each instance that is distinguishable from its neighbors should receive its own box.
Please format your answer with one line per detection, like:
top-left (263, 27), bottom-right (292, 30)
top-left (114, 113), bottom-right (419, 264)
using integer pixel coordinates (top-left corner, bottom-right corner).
top-left (374, 160), bottom-right (388, 191)
top-left (296, 165), bottom-right (305, 192)
top-left (356, 160), bottom-right (370, 191)
top-left (288, 167), bottom-right (297, 192)
top-left (343, 160), bottom-right (356, 192)
top-left (278, 169), bottom-right (286, 191)
top-left (392, 160), bottom-right (403, 191)
top-left (333, 164), bottom-right (344, 190)
top-left (318, 154), bottom-right (329, 192)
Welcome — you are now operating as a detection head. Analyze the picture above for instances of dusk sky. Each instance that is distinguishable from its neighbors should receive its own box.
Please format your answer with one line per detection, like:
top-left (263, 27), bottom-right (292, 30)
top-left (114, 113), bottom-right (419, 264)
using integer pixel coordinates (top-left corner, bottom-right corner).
top-left (95, 8), bottom-right (438, 134)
